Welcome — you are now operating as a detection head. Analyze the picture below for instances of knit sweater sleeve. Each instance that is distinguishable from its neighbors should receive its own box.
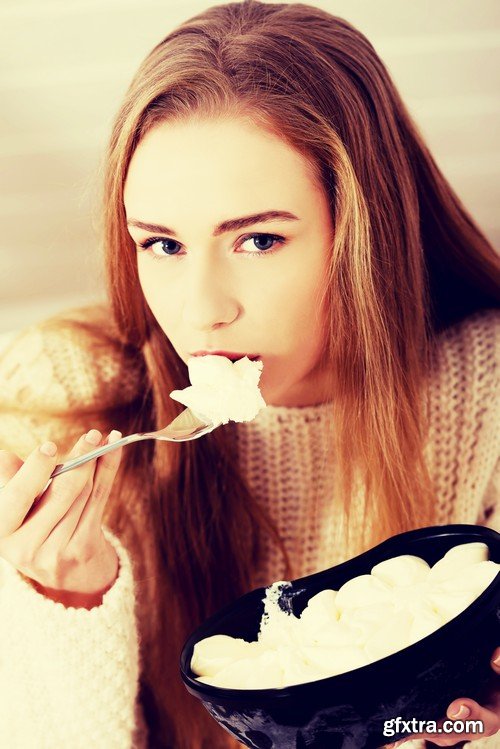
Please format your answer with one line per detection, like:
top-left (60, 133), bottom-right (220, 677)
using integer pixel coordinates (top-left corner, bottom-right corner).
top-left (424, 309), bottom-right (500, 533)
top-left (0, 307), bottom-right (147, 748)
top-left (474, 310), bottom-right (500, 533)
top-left (477, 457), bottom-right (500, 532)
top-left (0, 527), bottom-right (146, 749)
top-left (0, 304), bottom-right (143, 456)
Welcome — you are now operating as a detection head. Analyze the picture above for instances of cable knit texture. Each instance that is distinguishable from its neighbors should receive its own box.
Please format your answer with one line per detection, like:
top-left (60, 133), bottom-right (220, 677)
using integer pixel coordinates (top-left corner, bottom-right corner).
top-left (0, 305), bottom-right (498, 749)
top-left (0, 528), bottom-right (144, 748)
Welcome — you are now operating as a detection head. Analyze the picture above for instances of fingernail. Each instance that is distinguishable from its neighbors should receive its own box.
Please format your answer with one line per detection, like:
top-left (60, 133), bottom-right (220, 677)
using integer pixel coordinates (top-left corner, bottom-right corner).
top-left (450, 704), bottom-right (470, 719)
top-left (85, 429), bottom-right (102, 445)
top-left (40, 441), bottom-right (57, 457)
top-left (494, 654), bottom-right (500, 667)
top-left (107, 430), bottom-right (122, 443)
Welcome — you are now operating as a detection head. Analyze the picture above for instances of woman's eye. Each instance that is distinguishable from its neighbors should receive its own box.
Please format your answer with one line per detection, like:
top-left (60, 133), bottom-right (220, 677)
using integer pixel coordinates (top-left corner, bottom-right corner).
top-left (238, 233), bottom-right (284, 256)
top-left (148, 238), bottom-right (181, 257)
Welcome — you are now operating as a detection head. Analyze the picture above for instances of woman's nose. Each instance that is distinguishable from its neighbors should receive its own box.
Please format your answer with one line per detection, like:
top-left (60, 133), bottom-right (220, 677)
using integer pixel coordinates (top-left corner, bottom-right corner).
top-left (181, 257), bottom-right (241, 330)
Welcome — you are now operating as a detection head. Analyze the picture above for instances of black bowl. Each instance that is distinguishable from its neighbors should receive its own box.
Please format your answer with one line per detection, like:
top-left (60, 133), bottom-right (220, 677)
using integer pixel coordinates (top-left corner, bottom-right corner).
top-left (180, 525), bottom-right (500, 748)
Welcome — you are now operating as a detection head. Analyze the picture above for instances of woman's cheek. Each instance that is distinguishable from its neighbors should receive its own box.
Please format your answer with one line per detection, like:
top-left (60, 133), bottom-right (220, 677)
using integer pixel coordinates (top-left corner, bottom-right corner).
top-left (138, 272), bottom-right (176, 334)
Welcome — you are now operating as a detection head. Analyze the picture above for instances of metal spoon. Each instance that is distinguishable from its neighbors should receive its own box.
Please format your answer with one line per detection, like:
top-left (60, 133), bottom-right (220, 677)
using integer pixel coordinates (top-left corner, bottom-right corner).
top-left (44, 407), bottom-right (217, 489)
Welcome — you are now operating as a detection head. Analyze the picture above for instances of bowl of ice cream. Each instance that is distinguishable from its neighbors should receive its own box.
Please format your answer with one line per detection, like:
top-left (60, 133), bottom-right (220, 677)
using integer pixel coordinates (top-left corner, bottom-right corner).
top-left (180, 525), bottom-right (500, 748)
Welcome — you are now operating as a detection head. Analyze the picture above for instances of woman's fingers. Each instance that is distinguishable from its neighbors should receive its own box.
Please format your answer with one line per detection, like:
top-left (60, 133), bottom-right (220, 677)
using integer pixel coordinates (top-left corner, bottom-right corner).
top-left (445, 699), bottom-right (499, 743)
top-left (491, 647), bottom-right (500, 674)
top-left (42, 430), bottom-right (123, 555)
top-left (0, 443), bottom-right (58, 537)
top-left (0, 428), bottom-right (125, 595)
top-left (0, 450), bottom-right (24, 484)
top-left (71, 430), bottom-right (123, 537)
top-left (6, 430), bottom-right (103, 556)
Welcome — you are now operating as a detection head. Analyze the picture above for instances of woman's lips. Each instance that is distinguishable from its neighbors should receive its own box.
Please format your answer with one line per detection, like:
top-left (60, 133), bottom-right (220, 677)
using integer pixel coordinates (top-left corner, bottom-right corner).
top-left (191, 350), bottom-right (261, 362)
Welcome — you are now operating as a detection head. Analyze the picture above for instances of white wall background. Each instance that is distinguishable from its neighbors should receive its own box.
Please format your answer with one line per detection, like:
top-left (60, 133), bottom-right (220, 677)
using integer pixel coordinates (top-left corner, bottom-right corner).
top-left (1, 0), bottom-right (499, 334)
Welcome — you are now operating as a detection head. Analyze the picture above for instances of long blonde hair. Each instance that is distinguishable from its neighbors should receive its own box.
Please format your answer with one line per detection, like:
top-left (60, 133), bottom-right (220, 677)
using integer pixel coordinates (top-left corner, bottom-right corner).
top-left (50, 2), bottom-right (500, 746)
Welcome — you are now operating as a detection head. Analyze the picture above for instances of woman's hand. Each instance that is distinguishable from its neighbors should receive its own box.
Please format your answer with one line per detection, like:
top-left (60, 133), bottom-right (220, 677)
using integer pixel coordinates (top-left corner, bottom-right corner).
top-left (386, 647), bottom-right (500, 746)
top-left (0, 429), bottom-right (123, 606)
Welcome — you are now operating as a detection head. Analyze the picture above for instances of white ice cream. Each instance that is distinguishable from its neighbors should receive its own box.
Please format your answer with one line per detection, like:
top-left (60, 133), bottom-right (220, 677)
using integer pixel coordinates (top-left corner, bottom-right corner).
top-left (170, 354), bottom-right (266, 425)
top-left (192, 542), bottom-right (499, 689)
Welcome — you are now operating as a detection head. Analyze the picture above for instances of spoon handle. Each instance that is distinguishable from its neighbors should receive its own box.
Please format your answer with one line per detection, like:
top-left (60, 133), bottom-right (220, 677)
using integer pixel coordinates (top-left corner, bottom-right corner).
top-left (50, 433), bottom-right (145, 479)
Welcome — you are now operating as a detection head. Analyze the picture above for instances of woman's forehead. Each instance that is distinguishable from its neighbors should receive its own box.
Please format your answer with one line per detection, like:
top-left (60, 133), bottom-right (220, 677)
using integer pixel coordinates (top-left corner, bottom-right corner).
top-left (124, 117), bottom-right (325, 223)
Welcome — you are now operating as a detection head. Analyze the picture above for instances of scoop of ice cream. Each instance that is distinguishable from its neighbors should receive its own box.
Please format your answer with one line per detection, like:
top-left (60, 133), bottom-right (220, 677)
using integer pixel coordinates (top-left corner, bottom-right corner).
top-left (191, 634), bottom-right (262, 677)
top-left (335, 574), bottom-right (393, 609)
top-left (196, 650), bottom-right (283, 689)
top-left (299, 589), bottom-right (362, 650)
top-left (299, 589), bottom-right (339, 631)
top-left (301, 644), bottom-right (370, 676)
top-left (278, 647), bottom-right (334, 685)
top-left (170, 354), bottom-right (266, 425)
top-left (363, 610), bottom-right (414, 660)
top-left (427, 590), bottom-right (477, 621)
top-left (427, 542), bottom-right (489, 583)
top-left (371, 555), bottom-right (431, 587)
top-left (407, 601), bottom-right (447, 645)
top-left (340, 602), bottom-right (396, 643)
top-left (433, 559), bottom-right (498, 595)
top-left (427, 560), bottom-right (499, 619)
top-left (304, 618), bottom-right (360, 649)
top-left (391, 581), bottom-right (431, 614)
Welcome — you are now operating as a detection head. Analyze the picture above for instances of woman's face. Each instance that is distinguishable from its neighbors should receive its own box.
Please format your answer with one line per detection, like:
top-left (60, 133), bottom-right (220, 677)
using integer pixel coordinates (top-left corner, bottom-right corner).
top-left (124, 116), bottom-right (334, 407)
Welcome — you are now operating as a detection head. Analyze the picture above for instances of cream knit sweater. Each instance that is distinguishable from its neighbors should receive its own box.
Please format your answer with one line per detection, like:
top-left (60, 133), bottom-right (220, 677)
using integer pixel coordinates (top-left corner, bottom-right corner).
top-left (0, 306), bottom-right (498, 749)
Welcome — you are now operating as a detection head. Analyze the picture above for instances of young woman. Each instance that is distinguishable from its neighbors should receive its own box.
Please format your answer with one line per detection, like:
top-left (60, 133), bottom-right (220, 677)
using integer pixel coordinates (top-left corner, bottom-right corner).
top-left (0, 1), bottom-right (498, 747)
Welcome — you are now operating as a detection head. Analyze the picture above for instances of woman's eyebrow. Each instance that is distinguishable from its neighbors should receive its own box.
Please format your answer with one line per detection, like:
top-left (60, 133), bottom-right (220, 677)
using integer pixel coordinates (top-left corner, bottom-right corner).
top-left (126, 210), bottom-right (299, 237)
